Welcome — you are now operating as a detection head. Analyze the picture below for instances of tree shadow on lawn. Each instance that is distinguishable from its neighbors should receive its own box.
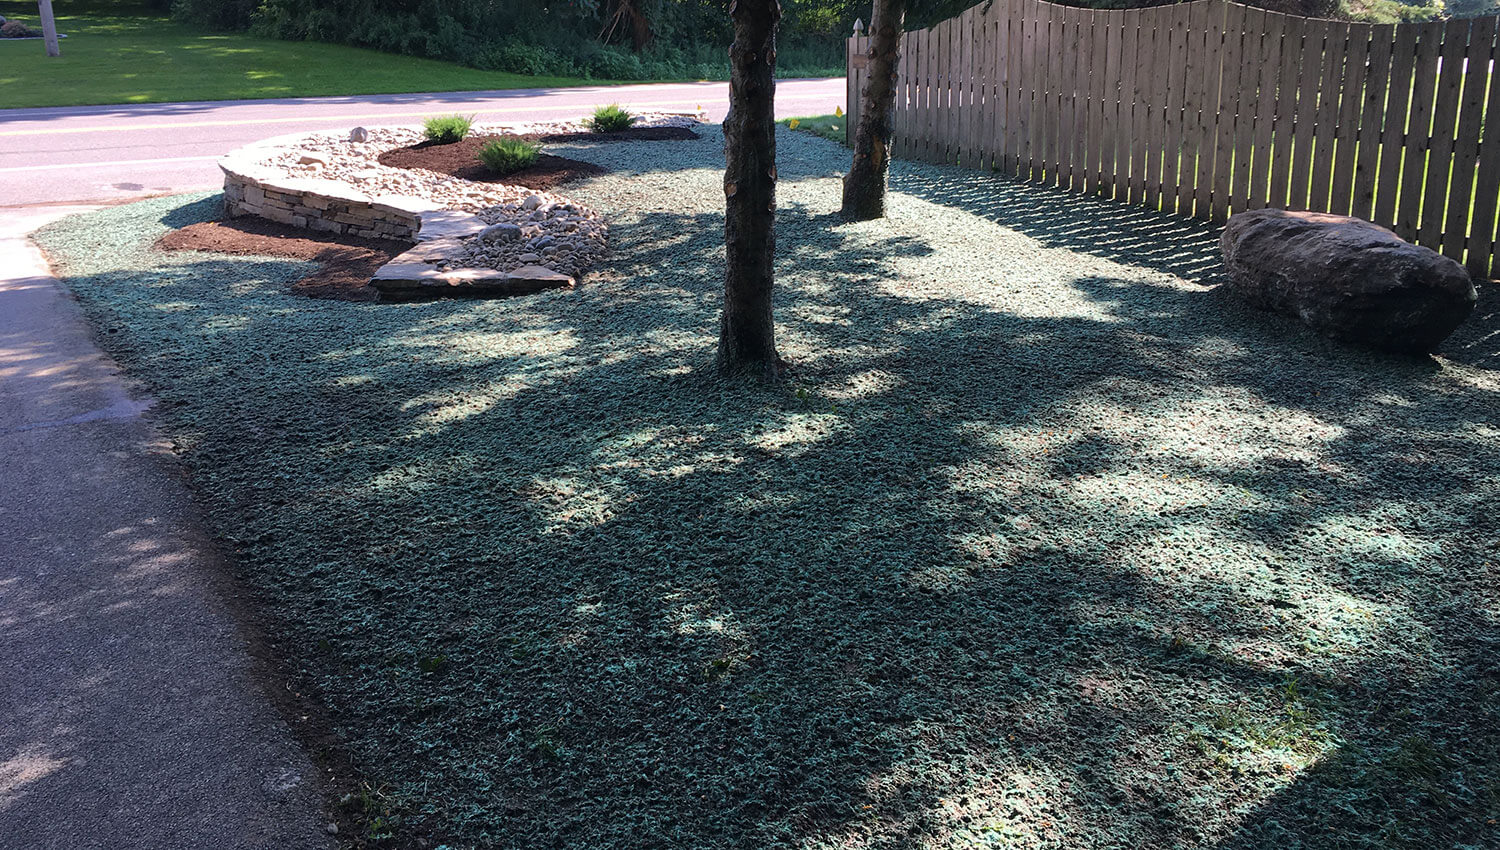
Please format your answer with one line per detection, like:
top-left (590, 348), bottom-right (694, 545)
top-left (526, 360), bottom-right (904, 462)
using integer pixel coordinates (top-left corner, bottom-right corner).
top-left (44, 187), bottom-right (1500, 849)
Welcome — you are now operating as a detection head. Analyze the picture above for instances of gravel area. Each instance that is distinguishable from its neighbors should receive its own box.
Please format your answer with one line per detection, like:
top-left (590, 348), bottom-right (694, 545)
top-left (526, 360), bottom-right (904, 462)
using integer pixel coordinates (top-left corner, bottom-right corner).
top-left (260, 113), bottom-right (695, 279)
top-left (34, 125), bottom-right (1500, 850)
top-left (269, 113), bottom-right (696, 214)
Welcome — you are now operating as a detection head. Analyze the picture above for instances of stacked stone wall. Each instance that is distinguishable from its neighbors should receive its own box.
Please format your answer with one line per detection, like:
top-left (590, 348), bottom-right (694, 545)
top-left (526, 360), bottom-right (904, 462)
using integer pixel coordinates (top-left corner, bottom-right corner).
top-left (219, 133), bottom-right (439, 242)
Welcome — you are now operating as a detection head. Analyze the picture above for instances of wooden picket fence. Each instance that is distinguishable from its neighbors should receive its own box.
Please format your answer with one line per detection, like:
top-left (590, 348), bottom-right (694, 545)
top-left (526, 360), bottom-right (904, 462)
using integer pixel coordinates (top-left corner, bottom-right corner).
top-left (846, 0), bottom-right (1500, 278)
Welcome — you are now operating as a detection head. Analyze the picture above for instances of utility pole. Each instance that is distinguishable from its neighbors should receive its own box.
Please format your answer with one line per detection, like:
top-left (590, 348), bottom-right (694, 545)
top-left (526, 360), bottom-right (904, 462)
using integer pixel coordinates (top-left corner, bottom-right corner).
top-left (38, 0), bottom-right (60, 57)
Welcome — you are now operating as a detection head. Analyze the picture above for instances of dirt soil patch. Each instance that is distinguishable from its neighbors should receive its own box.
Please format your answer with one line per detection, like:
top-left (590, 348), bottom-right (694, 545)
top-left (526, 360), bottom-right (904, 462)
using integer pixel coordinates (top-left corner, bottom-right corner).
top-left (534, 126), bottom-right (700, 143)
top-left (156, 218), bottom-right (411, 302)
top-left (378, 136), bottom-right (611, 190)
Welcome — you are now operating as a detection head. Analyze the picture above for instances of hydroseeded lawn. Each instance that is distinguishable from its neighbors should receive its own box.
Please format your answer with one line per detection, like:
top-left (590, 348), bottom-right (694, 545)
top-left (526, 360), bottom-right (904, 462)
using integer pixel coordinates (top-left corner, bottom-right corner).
top-left (0, 2), bottom-right (600, 108)
top-left (36, 127), bottom-right (1500, 850)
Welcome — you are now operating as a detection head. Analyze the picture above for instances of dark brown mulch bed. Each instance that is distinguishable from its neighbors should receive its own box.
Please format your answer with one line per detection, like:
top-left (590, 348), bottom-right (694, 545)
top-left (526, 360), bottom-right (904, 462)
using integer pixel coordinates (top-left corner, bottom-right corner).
top-left (155, 217), bottom-right (411, 302)
top-left (378, 136), bottom-right (610, 190)
top-left (534, 126), bottom-right (700, 143)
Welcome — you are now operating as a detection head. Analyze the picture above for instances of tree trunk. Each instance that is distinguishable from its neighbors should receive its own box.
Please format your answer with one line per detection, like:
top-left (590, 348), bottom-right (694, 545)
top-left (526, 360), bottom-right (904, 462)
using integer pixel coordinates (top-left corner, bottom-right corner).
top-left (840, 0), bottom-right (906, 221)
top-left (718, 0), bottom-right (783, 381)
top-left (38, 0), bottom-right (60, 57)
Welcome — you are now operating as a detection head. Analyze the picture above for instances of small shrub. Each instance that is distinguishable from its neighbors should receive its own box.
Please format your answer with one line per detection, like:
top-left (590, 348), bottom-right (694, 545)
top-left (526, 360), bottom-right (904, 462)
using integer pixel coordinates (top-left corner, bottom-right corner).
top-left (588, 48), bottom-right (646, 80)
top-left (473, 42), bottom-right (578, 77)
top-left (1, 20), bottom-right (41, 38)
top-left (587, 104), bottom-right (635, 133)
top-left (422, 114), bottom-right (474, 144)
top-left (477, 137), bottom-right (541, 175)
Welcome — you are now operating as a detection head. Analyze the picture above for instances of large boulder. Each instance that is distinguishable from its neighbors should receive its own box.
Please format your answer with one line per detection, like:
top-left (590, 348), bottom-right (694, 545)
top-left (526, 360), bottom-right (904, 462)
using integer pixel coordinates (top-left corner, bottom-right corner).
top-left (1219, 209), bottom-right (1477, 354)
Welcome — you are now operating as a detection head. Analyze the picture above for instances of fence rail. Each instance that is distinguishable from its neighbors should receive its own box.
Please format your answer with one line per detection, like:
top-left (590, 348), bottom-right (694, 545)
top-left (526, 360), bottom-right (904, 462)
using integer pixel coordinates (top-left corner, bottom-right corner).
top-left (847, 0), bottom-right (1500, 278)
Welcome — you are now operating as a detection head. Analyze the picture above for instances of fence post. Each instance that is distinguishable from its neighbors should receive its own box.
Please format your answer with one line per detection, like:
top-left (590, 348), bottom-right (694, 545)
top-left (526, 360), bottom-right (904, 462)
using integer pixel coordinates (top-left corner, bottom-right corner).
top-left (849, 18), bottom-right (864, 134)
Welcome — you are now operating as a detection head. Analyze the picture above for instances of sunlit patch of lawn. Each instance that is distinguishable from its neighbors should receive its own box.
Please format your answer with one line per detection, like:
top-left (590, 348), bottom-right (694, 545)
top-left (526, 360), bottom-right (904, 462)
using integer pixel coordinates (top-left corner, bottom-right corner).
top-left (0, 0), bottom-right (615, 108)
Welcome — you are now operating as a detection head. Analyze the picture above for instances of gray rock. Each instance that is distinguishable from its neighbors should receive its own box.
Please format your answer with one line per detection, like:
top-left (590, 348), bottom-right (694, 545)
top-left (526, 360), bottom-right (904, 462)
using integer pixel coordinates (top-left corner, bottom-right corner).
top-left (349, 127), bottom-right (370, 142)
top-left (522, 195), bottom-right (544, 211)
top-left (503, 264), bottom-right (575, 292)
top-left (532, 235), bottom-right (556, 249)
top-left (518, 253), bottom-right (542, 263)
top-left (479, 223), bottom-right (523, 245)
top-left (1220, 209), bottom-right (1477, 354)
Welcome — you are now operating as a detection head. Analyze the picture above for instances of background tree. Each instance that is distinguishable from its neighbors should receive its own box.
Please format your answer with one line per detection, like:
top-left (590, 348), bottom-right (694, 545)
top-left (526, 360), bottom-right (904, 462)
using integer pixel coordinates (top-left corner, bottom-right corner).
top-left (840, 0), bottom-right (904, 219)
top-left (841, 0), bottom-right (980, 220)
top-left (718, 0), bottom-right (784, 381)
top-left (38, 0), bottom-right (60, 56)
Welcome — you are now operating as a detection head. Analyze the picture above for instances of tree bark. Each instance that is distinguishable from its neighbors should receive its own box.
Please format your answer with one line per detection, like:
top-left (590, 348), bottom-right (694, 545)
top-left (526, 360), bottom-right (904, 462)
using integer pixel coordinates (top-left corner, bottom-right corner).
top-left (38, 0), bottom-right (60, 57)
top-left (840, 0), bottom-right (906, 221)
top-left (718, 0), bottom-right (783, 381)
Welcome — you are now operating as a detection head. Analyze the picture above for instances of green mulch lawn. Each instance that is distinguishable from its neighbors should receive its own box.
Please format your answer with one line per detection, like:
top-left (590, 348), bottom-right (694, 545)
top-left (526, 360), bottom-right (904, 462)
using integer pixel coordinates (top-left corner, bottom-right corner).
top-left (0, 1), bottom-right (605, 108)
top-left (34, 126), bottom-right (1500, 849)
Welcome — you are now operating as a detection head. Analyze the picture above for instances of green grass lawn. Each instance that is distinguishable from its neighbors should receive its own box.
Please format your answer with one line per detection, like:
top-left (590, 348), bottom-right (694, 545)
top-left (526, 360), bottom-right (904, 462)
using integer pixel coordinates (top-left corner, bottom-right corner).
top-left (782, 113), bottom-right (852, 147)
top-left (0, 2), bottom-right (610, 108)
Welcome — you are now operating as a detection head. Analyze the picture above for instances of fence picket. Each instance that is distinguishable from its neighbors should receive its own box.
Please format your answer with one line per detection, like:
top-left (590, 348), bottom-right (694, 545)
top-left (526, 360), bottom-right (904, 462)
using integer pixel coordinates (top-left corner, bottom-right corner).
top-left (1329, 23), bottom-right (1371, 216)
top-left (1474, 26), bottom-right (1500, 277)
top-left (1105, 11), bottom-right (1128, 198)
top-left (988, 5), bottom-right (1004, 172)
top-left (1007, 1), bottom-right (1025, 175)
top-left (1244, 9), bottom-right (1284, 211)
top-left (999, 4), bottom-right (1015, 173)
top-left (1351, 24), bottom-right (1395, 220)
top-left (1176, 1), bottom-right (1209, 214)
top-left (1044, 8), bottom-right (1062, 183)
top-left (1396, 21), bottom-right (1446, 241)
top-left (1216, 3), bottom-right (1252, 221)
top-left (1267, 16), bottom-right (1306, 209)
top-left (1374, 23), bottom-right (1419, 225)
top-left (895, 27), bottom-right (907, 159)
top-left (960, 9), bottom-right (974, 167)
top-left (1287, 19), bottom-right (1328, 210)
top-left (1086, 7), bottom-right (1110, 193)
top-left (1309, 22), bottom-right (1349, 213)
top-left (1021, 3), bottom-right (1040, 178)
top-left (1192, 1), bottom-right (1225, 217)
top-left (1144, 6), bottom-right (1171, 209)
top-left (1128, 11), bottom-right (1153, 204)
top-left (907, 26), bottom-right (922, 161)
top-left (1445, 16), bottom-right (1495, 263)
top-left (925, 23), bottom-right (938, 162)
top-left (1070, 9), bottom-right (1093, 192)
top-left (1041, 8), bottom-right (1060, 183)
top-left (1421, 18), bottom-right (1472, 251)
top-left (1119, 12), bottom-right (1142, 202)
top-left (1067, 9), bottom-right (1083, 185)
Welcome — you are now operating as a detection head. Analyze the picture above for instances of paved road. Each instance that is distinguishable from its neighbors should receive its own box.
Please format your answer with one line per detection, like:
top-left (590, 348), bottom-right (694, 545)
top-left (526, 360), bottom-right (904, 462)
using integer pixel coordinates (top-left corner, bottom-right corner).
top-left (0, 78), bottom-right (847, 207)
top-left (0, 208), bottom-right (332, 849)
